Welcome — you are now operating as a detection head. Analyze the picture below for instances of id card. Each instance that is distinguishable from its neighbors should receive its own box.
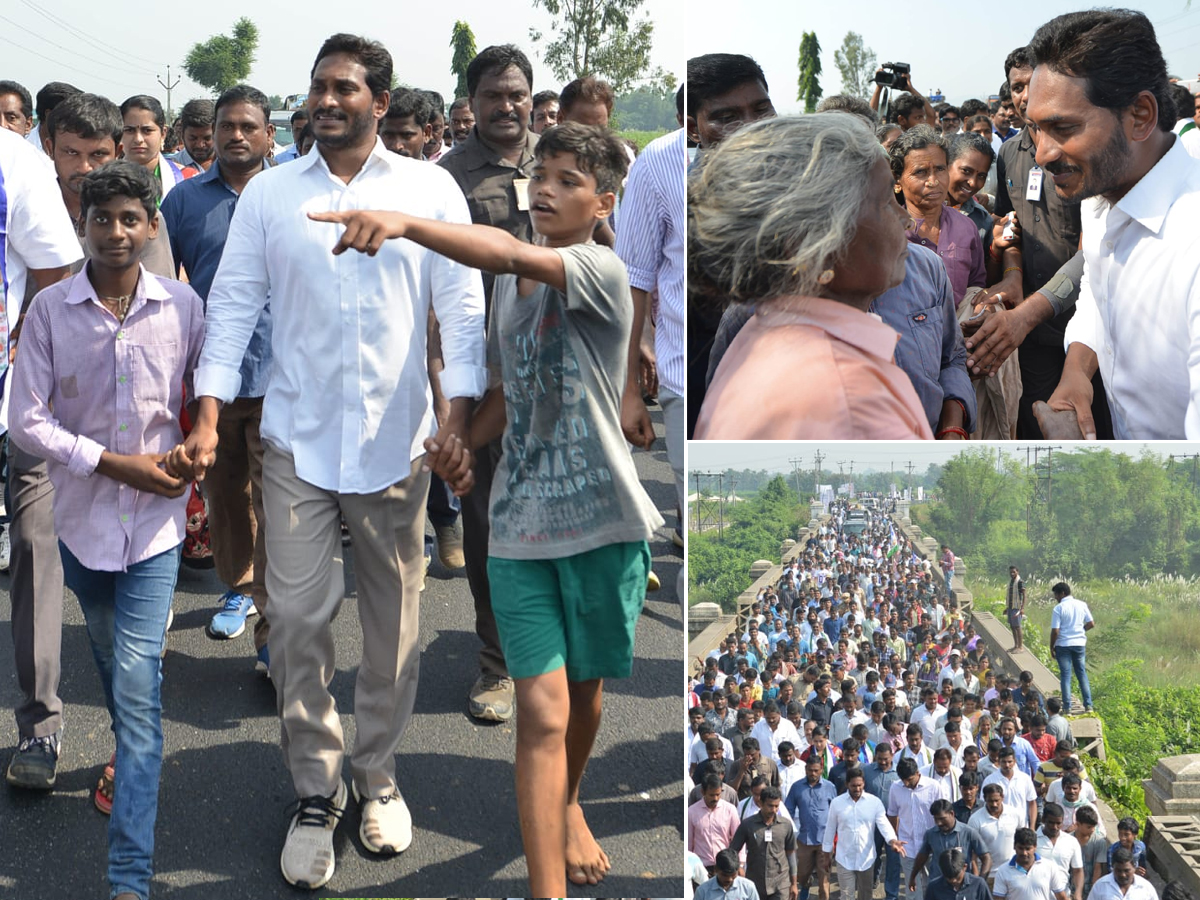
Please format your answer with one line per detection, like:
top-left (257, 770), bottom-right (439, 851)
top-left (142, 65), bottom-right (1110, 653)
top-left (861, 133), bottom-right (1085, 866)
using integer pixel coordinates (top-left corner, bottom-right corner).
top-left (764, 830), bottom-right (774, 843)
top-left (514, 177), bottom-right (531, 211)
top-left (1025, 166), bottom-right (1043, 202)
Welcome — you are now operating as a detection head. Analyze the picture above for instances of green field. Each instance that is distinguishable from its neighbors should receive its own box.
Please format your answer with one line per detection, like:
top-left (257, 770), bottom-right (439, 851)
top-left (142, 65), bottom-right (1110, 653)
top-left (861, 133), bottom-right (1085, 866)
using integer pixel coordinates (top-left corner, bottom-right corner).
top-left (618, 129), bottom-right (670, 152)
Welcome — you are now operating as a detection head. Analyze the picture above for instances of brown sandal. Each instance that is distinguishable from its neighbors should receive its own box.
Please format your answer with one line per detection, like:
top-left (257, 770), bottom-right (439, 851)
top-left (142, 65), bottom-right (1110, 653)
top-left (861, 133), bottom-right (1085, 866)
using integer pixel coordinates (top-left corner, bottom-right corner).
top-left (94, 752), bottom-right (115, 815)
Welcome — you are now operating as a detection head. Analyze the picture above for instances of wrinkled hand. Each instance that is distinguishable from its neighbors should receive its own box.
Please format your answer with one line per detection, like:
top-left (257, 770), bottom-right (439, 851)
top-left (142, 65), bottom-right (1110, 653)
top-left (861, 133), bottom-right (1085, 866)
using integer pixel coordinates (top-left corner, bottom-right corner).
top-left (172, 423), bottom-right (218, 483)
top-left (121, 453), bottom-right (189, 498)
top-left (992, 214), bottom-right (1022, 251)
top-left (1034, 401), bottom-right (1087, 441)
top-left (964, 305), bottom-right (1028, 376)
top-left (307, 209), bottom-right (408, 255)
top-left (1043, 362), bottom-right (1097, 439)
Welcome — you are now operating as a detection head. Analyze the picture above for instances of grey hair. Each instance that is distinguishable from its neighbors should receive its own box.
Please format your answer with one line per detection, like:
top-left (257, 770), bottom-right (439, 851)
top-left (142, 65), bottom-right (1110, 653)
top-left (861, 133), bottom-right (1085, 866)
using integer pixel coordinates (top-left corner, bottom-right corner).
top-left (947, 131), bottom-right (995, 166)
top-left (876, 122), bottom-right (901, 144)
top-left (688, 113), bottom-right (886, 305)
top-left (888, 124), bottom-right (947, 180)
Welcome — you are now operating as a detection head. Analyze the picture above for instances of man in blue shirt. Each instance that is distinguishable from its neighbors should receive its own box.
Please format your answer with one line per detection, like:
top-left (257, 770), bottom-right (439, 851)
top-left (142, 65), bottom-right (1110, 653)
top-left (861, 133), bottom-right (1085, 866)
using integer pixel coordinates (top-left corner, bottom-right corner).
top-left (926, 848), bottom-right (992, 900)
top-left (786, 756), bottom-right (837, 900)
top-left (160, 84), bottom-right (275, 672)
top-left (695, 848), bottom-right (762, 900)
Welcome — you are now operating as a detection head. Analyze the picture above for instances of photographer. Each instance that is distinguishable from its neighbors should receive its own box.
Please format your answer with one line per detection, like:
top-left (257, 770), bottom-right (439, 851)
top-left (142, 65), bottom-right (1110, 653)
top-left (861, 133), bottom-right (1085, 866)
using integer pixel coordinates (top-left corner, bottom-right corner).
top-left (870, 64), bottom-right (936, 130)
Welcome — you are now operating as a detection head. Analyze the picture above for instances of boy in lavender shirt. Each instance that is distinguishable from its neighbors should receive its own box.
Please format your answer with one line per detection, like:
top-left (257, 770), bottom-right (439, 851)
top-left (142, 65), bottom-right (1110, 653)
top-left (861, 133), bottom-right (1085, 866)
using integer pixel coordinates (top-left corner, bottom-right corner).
top-left (8, 160), bottom-right (205, 900)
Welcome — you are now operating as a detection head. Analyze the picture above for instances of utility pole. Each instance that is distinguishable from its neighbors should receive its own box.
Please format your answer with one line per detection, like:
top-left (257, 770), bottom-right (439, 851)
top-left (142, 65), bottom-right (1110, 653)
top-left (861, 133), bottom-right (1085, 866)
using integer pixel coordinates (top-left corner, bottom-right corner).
top-left (905, 461), bottom-right (916, 498)
top-left (813, 449), bottom-right (826, 498)
top-left (789, 457), bottom-right (805, 500)
top-left (1170, 454), bottom-right (1200, 494)
top-left (158, 64), bottom-right (181, 119)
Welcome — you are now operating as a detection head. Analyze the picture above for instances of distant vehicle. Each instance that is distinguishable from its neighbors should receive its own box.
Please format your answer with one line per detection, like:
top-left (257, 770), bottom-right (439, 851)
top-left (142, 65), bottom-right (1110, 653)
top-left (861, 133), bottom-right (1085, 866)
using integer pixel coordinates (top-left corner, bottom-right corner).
top-left (270, 110), bottom-right (296, 147)
top-left (843, 520), bottom-right (869, 536)
top-left (862, 498), bottom-right (878, 510)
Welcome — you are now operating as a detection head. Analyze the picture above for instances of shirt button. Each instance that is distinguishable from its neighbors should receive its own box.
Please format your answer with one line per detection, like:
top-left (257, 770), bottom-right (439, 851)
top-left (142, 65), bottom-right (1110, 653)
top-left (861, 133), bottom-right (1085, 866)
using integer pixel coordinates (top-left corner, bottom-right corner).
top-left (1106, 241), bottom-right (1114, 250)
top-left (121, 514), bottom-right (129, 523)
top-left (119, 423), bottom-right (128, 432)
top-left (118, 376), bottom-right (127, 384)
top-left (116, 331), bottom-right (124, 340)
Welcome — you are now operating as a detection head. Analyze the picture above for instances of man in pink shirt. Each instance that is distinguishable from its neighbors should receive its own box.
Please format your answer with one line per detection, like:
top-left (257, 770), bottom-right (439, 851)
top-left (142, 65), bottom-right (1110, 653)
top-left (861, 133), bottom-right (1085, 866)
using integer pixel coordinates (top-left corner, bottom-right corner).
top-left (689, 774), bottom-right (742, 874)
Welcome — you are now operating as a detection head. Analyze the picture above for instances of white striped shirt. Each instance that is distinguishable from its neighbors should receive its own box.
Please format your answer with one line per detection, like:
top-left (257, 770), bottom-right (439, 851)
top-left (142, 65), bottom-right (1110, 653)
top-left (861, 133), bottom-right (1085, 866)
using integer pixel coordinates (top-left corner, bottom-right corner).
top-left (615, 128), bottom-right (686, 396)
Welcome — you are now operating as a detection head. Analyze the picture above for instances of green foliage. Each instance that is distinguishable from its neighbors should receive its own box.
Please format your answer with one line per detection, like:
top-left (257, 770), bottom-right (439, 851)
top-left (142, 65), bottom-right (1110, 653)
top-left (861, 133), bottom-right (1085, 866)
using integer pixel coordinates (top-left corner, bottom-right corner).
top-left (618, 129), bottom-right (669, 151)
top-left (530, 0), bottom-right (656, 93)
top-left (927, 449), bottom-right (1027, 556)
top-left (688, 475), bottom-right (804, 612)
top-left (266, 94), bottom-right (284, 110)
top-left (614, 84), bottom-right (678, 131)
top-left (797, 32), bottom-right (823, 112)
top-left (450, 21), bottom-right (478, 101)
top-left (832, 32), bottom-right (877, 99)
top-left (184, 17), bottom-right (259, 94)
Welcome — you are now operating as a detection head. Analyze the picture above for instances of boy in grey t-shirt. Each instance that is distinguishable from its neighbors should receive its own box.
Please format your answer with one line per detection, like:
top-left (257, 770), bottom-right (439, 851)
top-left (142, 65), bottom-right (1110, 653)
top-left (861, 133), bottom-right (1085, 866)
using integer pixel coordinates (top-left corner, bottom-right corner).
top-left (309, 122), bottom-right (663, 897)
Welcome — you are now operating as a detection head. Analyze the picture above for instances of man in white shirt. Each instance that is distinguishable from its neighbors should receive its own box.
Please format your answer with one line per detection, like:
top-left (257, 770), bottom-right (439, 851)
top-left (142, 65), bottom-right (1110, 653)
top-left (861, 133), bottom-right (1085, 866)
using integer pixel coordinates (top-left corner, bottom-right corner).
top-left (185, 35), bottom-right (485, 890)
top-left (751, 701), bottom-right (803, 764)
top-left (824, 768), bottom-right (905, 900)
top-left (830, 693), bottom-right (870, 746)
top-left (938, 653), bottom-right (967, 691)
top-left (970, 783), bottom-right (1022, 866)
top-left (1037, 803), bottom-right (1084, 900)
top-left (1050, 582), bottom-right (1095, 712)
top-left (911, 689), bottom-right (948, 747)
top-left (983, 748), bottom-right (1039, 827)
top-left (1089, 848), bottom-right (1159, 900)
top-left (993, 828), bottom-right (1071, 900)
top-left (1026, 9), bottom-right (1200, 440)
top-left (888, 757), bottom-right (950, 900)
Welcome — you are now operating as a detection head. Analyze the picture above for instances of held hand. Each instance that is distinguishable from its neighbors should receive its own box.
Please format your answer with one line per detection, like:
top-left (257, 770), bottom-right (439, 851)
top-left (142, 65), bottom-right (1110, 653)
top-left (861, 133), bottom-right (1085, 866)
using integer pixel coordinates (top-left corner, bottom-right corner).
top-left (621, 387), bottom-right (655, 451)
top-left (639, 342), bottom-right (659, 400)
top-left (964, 306), bottom-right (1028, 376)
top-left (119, 453), bottom-right (189, 498)
top-left (1042, 364), bottom-right (1096, 439)
top-left (306, 209), bottom-right (408, 256)
top-left (423, 420), bottom-right (475, 496)
top-left (1033, 401), bottom-right (1086, 441)
top-left (179, 423), bottom-right (218, 483)
top-left (991, 214), bottom-right (1022, 251)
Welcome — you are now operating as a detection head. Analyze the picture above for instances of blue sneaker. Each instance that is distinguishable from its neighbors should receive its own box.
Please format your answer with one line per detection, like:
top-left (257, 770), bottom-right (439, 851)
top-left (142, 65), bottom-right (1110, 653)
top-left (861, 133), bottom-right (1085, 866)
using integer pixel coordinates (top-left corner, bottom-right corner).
top-left (206, 591), bottom-right (258, 639)
top-left (256, 644), bottom-right (270, 677)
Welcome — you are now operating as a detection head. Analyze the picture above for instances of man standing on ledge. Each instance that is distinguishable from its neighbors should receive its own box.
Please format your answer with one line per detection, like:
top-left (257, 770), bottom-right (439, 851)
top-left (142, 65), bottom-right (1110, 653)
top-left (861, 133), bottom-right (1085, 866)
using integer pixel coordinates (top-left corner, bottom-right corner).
top-left (1006, 566), bottom-right (1027, 652)
top-left (1050, 582), bottom-right (1094, 713)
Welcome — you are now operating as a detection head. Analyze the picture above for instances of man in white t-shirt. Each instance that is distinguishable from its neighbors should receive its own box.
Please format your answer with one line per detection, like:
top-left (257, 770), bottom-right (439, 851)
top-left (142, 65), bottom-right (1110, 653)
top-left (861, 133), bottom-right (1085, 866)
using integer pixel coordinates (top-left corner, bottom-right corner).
top-left (1050, 583), bottom-right (1095, 712)
top-left (970, 783), bottom-right (1022, 865)
top-left (1088, 847), bottom-right (1159, 900)
top-left (993, 828), bottom-right (1071, 900)
top-left (1037, 803), bottom-right (1083, 900)
top-left (984, 747), bottom-right (1039, 827)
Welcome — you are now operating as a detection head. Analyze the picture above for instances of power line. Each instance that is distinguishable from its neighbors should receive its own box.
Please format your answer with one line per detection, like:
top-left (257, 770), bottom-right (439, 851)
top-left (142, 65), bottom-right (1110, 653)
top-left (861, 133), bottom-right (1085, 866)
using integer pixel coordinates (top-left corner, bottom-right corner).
top-left (0, 12), bottom-right (160, 79)
top-left (18, 0), bottom-right (167, 69)
top-left (0, 35), bottom-right (147, 94)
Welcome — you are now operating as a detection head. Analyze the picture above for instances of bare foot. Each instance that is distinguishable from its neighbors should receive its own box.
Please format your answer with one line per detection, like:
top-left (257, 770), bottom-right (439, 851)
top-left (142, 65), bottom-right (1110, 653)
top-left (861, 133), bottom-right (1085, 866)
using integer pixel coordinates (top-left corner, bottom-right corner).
top-left (566, 802), bottom-right (610, 885)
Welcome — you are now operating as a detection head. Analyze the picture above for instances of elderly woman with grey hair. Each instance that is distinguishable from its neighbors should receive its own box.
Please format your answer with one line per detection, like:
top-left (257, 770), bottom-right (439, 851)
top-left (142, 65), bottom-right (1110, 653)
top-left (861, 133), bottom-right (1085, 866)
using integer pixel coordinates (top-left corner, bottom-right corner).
top-left (692, 114), bottom-right (933, 439)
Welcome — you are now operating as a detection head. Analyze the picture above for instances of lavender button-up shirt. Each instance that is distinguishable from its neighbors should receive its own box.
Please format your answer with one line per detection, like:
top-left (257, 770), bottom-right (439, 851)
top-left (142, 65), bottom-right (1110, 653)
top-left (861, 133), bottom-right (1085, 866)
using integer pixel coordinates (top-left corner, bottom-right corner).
top-left (9, 263), bottom-right (205, 571)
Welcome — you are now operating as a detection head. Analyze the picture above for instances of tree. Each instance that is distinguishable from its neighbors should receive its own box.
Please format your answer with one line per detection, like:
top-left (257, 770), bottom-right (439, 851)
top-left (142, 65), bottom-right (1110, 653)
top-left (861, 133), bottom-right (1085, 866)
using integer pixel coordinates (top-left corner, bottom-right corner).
top-left (529, 0), bottom-right (656, 94)
top-left (450, 20), bottom-right (478, 100)
top-left (832, 31), bottom-right (876, 100)
top-left (797, 32), bottom-right (823, 113)
top-left (184, 18), bottom-right (259, 95)
top-left (267, 94), bottom-right (284, 111)
top-left (613, 80), bottom-right (677, 131)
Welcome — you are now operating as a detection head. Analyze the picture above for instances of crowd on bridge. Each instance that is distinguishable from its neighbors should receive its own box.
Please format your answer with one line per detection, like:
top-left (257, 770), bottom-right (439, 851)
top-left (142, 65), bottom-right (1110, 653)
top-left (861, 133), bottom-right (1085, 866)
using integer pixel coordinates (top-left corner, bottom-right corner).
top-left (689, 8), bottom-right (1200, 442)
top-left (0, 28), bottom-right (685, 900)
top-left (686, 500), bottom-right (1151, 900)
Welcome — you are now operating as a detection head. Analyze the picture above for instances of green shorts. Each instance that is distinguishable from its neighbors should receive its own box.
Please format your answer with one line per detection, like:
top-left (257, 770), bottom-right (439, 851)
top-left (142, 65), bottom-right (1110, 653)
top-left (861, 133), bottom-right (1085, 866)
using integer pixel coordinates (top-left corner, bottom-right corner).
top-left (487, 541), bottom-right (651, 682)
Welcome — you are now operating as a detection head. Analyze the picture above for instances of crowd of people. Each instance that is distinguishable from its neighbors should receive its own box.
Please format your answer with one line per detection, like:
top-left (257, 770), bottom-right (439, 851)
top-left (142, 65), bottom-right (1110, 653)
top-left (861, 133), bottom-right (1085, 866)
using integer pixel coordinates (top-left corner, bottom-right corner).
top-left (688, 8), bottom-right (1200, 441)
top-left (685, 500), bottom-right (1152, 900)
top-left (0, 32), bottom-right (685, 900)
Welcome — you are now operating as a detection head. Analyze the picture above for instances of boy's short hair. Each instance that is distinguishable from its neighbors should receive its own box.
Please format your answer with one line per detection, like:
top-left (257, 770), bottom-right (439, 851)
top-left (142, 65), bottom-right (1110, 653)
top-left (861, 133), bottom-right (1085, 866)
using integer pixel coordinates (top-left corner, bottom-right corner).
top-left (46, 92), bottom-right (122, 146)
top-left (36, 81), bottom-right (81, 121)
top-left (80, 159), bottom-right (159, 222)
top-left (385, 88), bottom-right (433, 124)
top-left (534, 122), bottom-right (629, 194)
top-left (120, 94), bottom-right (166, 129)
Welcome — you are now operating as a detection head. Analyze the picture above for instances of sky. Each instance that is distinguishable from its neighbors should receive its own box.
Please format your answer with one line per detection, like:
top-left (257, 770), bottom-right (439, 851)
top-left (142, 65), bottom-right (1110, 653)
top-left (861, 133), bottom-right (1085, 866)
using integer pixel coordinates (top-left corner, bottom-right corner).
top-left (687, 0), bottom-right (1200, 112)
top-left (686, 442), bottom-right (1200, 477)
top-left (1, 0), bottom-right (685, 112)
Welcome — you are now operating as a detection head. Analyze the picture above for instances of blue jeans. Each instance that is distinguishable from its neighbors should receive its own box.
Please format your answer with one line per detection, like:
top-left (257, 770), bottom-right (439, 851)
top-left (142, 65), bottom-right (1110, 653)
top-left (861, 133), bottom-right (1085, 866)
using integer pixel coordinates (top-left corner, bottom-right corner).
top-left (873, 835), bottom-right (901, 900)
top-left (1055, 644), bottom-right (1092, 710)
top-left (60, 541), bottom-right (181, 900)
top-left (944, 569), bottom-right (954, 593)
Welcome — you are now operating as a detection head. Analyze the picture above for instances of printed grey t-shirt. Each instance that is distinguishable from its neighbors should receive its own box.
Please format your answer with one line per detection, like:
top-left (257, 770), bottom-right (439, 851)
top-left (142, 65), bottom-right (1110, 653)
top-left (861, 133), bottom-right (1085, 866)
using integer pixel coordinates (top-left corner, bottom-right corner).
top-left (487, 241), bottom-right (663, 559)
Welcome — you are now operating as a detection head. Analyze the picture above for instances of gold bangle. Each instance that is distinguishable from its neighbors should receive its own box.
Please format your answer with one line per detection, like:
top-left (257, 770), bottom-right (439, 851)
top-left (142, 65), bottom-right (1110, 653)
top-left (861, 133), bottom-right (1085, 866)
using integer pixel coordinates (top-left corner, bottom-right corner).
top-left (1003, 266), bottom-right (1022, 276)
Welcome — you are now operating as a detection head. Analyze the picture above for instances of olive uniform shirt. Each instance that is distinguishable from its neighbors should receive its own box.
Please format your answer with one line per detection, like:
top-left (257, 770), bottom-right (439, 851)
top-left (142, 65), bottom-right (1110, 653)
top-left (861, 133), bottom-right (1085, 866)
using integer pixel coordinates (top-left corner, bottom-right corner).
top-left (729, 811), bottom-right (797, 899)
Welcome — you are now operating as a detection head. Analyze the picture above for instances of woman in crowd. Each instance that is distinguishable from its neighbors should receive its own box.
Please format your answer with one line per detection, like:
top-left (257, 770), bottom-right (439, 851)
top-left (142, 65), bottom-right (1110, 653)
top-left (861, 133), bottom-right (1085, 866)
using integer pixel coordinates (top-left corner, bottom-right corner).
top-left (692, 114), bottom-right (932, 439)
top-left (890, 125), bottom-right (988, 310)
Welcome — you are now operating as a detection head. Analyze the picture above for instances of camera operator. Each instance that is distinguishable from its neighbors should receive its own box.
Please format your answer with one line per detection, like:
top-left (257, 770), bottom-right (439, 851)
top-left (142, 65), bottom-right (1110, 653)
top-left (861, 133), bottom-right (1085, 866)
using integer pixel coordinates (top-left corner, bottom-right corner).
top-left (870, 64), bottom-right (936, 130)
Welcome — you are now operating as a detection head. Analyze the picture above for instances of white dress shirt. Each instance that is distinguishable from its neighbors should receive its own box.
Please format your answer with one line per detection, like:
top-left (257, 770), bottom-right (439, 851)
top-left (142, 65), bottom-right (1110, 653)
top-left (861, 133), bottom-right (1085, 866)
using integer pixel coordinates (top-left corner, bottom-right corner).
top-left (1088, 873), bottom-right (1159, 900)
top-left (1062, 136), bottom-right (1200, 438)
top-left (751, 717), bottom-right (804, 764)
top-left (969, 806), bottom-right (1022, 863)
top-left (822, 791), bottom-right (897, 872)
top-left (983, 769), bottom-right (1038, 826)
top-left (196, 139), bottom-right (487, 492)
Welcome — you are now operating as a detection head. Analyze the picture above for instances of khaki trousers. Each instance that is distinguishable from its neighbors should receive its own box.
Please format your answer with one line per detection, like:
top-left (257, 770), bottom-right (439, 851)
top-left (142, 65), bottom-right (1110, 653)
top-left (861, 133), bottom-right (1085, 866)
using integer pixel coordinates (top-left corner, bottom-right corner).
top-left (262, 444), bottom-right (429, 799)
top-left (207, 396), bottom-right (269, 648)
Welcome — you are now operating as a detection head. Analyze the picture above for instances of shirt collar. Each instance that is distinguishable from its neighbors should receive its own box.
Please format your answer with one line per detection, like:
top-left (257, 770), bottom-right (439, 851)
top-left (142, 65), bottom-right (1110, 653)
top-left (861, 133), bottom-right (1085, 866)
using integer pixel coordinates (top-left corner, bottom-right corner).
top-left (459, 125), bottom-right (538, 172)
top-left (67, 261), bottom-right (169, 307)
top-left (1008, 853), bottom-right (1042, 872)
top-left (756, 295), bottom-right (901, 362)
top-left (198, 157), bottom-right (273, 189)
top-left (294, 135), bottom-right (396, 180)
top-left (1111, 135), bottom-right (1193, 236)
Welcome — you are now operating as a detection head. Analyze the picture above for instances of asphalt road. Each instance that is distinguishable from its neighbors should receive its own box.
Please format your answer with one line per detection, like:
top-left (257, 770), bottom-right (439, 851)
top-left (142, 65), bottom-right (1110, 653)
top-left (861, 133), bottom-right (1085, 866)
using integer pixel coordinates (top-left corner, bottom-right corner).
top-left (0, 408), bottom-right (683, 899)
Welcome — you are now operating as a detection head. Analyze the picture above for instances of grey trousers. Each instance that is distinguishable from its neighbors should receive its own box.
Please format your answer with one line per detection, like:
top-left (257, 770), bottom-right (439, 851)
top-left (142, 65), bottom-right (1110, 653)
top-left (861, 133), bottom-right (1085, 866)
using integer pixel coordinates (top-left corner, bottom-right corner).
top-left (660, 387), bottom-right (686, 605)
top-left (262, 445), bottom-right (429, 799)
top-left (460, 437), bottom-right (507, 677)
top-left (8, 441), bottom-right (65, 738)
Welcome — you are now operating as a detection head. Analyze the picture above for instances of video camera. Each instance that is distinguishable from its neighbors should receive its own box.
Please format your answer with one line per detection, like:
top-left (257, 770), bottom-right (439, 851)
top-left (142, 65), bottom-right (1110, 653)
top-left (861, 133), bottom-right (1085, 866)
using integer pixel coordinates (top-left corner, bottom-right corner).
top-left (873, 62), bottom-right (911, 88)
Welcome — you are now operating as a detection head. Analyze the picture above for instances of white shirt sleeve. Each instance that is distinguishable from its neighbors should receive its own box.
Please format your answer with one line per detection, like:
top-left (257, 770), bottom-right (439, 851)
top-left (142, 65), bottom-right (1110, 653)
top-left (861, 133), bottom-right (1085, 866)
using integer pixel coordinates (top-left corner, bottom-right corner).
top-left (1063, 261), bottom-right (1099, 354)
